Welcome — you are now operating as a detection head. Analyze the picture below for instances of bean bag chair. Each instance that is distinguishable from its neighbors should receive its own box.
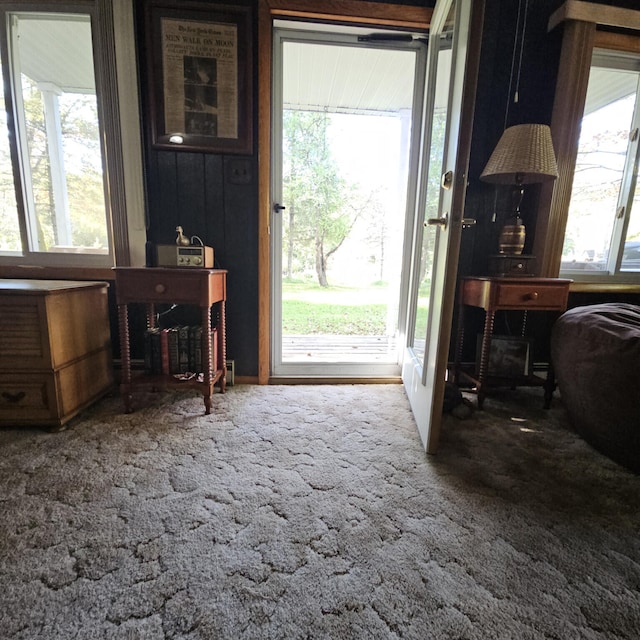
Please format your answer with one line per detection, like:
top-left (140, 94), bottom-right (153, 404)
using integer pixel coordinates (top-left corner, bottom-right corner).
top-left (551, 303), bottom-right (640, 473)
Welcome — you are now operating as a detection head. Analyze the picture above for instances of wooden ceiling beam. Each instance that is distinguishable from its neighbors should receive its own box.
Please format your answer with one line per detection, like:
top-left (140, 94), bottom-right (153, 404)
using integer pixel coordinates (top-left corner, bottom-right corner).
top-left (549, 1), bottom-right (640, 32)
top-left (266, 0), bottom-right (431, 31)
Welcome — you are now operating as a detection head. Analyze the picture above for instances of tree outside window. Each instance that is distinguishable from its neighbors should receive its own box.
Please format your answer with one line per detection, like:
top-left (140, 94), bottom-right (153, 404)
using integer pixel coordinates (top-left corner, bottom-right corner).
top-left (561, 53), bottom-right (640, 276)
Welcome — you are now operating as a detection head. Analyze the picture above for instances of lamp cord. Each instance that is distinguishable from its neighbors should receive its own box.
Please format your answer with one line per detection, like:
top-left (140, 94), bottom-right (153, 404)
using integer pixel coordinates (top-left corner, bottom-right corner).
top-left (514, 0), bottom-right (530, 106)
top-left (505, 0), bottom-right (528, 127)
top-left (493, 0), bottom-right (529, 224)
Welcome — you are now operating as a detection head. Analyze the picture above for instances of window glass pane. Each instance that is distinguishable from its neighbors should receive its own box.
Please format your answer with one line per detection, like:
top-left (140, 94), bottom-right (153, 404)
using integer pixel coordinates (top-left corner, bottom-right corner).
top-left (622, 182), bottom-right (640, 271)
top-left (0, 51), bottom-right (21, 252)
top-left (412, 28), bottom-right (453, 363)
top-left (562, 66), bottom-right (638, 272)
top-left (12, 13), bottom-right (109, 255)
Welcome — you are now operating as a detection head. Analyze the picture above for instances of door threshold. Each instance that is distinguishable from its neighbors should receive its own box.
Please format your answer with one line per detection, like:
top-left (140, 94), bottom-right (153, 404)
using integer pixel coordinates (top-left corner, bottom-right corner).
top-left (268, 376), bottom-right (402, 385)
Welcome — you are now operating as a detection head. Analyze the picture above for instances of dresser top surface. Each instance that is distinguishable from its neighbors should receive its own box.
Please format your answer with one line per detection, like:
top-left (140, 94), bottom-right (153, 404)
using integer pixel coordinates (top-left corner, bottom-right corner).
top-left (0, 279), bottom-right (109, 294)
top-left (461, 276), bottom-right (573, 285)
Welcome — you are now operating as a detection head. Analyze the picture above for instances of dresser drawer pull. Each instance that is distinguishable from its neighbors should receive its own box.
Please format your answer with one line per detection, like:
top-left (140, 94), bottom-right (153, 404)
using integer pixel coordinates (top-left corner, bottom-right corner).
top-left (2, 390), bottom-right (26, 403)
top-left (154, 283), bottom-right (167, 294)
top-left (526, 291), bottom-right (539, 300)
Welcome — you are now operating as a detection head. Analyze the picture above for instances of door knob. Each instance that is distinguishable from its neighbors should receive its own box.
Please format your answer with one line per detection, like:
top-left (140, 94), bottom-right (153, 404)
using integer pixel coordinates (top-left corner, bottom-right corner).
top-left (425, 213), bottom-right (448, 229)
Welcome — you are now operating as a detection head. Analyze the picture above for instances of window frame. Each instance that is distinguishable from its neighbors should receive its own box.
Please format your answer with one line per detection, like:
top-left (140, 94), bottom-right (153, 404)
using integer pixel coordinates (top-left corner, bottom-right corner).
top-left (0, 0), bottom-right (146, 272)
top-left (533, 1), bottom-right (640, 285)
top-left (560, 48), bottom-right (640, 280)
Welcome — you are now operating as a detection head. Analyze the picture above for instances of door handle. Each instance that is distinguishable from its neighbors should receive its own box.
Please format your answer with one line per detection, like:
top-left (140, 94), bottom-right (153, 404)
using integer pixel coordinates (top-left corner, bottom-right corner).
top-left (425, 213), bottom-right (448, 229)
top-left (273, 203), bottom-right (286, 212)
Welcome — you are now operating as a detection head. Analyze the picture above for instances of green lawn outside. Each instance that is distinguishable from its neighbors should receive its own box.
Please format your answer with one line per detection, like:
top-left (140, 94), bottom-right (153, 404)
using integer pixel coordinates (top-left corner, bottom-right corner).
top-left (282, 280), bottom-right (429, 336)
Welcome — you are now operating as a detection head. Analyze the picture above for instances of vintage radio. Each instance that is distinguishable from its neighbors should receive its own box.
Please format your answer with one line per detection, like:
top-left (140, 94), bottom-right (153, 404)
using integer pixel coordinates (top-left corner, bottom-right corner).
top-left (155, 244), bottom-right (214, 268)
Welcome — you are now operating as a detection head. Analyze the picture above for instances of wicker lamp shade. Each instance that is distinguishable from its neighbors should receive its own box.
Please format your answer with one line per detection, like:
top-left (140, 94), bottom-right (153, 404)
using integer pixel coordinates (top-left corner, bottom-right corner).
top-left (480, 124), bottom-right (558, 185)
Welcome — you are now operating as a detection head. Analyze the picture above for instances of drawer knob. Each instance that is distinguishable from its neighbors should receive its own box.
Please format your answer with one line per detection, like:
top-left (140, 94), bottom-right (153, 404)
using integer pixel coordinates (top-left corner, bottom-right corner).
top-left (155, 283), bottom-right (166, 294)
top-left (2, 390), bottom-right (26, 403)
top-left (528, 291), bottom-right (539, 300)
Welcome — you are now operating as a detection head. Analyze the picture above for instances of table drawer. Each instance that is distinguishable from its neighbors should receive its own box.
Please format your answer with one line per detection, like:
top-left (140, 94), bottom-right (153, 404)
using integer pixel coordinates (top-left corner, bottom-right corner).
top-left (114, 268), bottom-right (225, 306)
top-left (0, 374), bottom-right (56, 422)
top-left (494, 283), bottom-right (569, 309)
top-left (116, 270), bottom-right (202, 304)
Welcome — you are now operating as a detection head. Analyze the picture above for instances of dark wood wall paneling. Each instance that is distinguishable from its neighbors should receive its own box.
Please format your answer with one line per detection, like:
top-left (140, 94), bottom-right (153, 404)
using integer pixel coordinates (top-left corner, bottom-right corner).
top-left (135, 0), bottom-right (259, 374)
top-left (460, 0), bottom-right (561, 280)
top-left (454, 0), bottom-right (562, 363)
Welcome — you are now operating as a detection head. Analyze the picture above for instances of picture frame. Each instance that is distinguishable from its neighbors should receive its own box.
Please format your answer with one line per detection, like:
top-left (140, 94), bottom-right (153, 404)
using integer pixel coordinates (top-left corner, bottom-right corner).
top-left (146, 1), bottom-right (253, 154)
top-left (476, 335), bottom-right (533, 378)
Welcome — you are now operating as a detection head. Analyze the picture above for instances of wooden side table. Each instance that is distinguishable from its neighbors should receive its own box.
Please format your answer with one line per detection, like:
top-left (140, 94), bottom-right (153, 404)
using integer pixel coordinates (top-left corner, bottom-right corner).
top-left (113, 267), bottom-right (227, 414)
top-left (453, 276), bottom-right (572, 409)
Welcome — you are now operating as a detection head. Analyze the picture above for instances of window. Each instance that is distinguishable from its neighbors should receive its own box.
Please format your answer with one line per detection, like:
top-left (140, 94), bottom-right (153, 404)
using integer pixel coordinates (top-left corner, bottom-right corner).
top-left (560, 50), bottom-right (640, 277)
top-left (0, 70), bottom-right (20, 252)
top-left (0, 1), bottom-right (146, 269)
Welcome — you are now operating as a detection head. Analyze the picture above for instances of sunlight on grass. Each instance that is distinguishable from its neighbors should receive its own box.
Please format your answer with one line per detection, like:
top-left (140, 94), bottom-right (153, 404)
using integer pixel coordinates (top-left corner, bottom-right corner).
top-left (282, 281), bottom-right (391, 335)
top-left (281, 281), bottom-right (429, 337)
top-left (283, 300), bottom-right (387, 334)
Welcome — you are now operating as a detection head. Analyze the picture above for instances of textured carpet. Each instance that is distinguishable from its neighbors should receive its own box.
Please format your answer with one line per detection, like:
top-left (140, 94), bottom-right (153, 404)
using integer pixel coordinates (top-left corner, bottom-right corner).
top-left (0, 384), bottom-right (638, 640)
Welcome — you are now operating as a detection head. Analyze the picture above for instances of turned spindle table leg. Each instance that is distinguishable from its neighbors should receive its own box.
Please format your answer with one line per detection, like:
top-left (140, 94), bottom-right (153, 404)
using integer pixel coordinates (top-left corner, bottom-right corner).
top-left (118, 304), bottom-right (133, 413)
top-left (219, 300), bottom-right (227, 393)
top-left (202, 306), bottom-right (213, 415)
top-left (453, 299), bottom-right (465, 385)
top-left (476, 309), bottom-right (496, 409)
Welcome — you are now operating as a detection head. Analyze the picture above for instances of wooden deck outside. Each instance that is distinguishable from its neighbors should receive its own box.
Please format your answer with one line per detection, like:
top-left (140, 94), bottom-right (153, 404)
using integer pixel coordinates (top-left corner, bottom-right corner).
top-left (282, 334), bottom-right (399, 363)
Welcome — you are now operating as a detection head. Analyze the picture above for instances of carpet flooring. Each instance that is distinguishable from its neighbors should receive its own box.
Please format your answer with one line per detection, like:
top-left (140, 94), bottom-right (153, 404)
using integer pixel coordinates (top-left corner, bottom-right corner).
top-left (0, 384), bottom-right (638, 639)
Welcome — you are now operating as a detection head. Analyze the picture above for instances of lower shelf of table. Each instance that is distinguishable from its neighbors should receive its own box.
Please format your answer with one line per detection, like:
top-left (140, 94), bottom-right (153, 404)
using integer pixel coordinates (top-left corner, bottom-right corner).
top-left (454, 367), bottom-right (555, 409)
top-left (456, 368), bottom-right (547, 389)
top-left (120, 369), bottom-right (226, 414)
top-left (129, 370), bottom-right (223, 387)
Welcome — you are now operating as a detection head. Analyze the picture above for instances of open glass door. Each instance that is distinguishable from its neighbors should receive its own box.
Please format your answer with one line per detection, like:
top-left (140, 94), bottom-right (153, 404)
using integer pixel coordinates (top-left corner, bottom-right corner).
top-left (271, 23), bottom-right (427, 379)
top-left (402, 0), bottom-right (479, 453)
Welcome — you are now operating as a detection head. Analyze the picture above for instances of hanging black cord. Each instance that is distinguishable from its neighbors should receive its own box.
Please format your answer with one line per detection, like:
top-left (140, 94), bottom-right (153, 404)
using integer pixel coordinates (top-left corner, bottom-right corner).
top-left (513, 0), bottom-right (530, 106)
top-left (506, 0), bottom-right (524, 126)
top-left (493, 0), bottom-right (527, 223)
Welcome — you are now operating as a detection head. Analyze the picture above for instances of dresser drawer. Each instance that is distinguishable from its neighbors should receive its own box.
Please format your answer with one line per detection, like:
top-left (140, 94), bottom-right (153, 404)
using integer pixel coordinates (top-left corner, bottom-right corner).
top-left (0, 374), bottom-right (56, 422)
top-left (493, 283), bottom-right (569, 310)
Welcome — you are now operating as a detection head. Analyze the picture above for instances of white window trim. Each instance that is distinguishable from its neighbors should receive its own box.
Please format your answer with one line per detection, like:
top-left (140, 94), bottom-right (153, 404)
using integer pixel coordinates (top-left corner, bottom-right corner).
top-left (0, 0), bottom-right (146, 269)
top-left (103, 0), bottom-right (146, 267)
top-left (560, 48), bottom-right (640, 281)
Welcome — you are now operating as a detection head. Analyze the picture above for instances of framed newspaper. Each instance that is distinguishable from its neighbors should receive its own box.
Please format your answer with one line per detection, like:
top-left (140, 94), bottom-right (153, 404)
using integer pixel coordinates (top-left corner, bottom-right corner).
top-left (146, 2), bottom-right (252, 154)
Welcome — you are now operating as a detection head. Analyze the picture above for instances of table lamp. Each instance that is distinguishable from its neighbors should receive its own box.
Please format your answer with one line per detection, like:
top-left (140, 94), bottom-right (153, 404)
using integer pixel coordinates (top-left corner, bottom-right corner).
top-left (480, 124), bottom-right (558, 254)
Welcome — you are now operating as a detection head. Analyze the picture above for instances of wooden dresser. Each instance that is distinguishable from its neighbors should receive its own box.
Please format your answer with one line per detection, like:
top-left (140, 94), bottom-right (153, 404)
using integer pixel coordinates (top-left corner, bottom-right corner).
top-left (0, 279), bottom-right (114, 429)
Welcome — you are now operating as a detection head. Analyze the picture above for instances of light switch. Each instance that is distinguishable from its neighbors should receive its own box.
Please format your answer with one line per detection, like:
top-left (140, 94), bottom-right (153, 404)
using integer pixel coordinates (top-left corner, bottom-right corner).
top-left (227, 159), bottom-right (252, 184)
